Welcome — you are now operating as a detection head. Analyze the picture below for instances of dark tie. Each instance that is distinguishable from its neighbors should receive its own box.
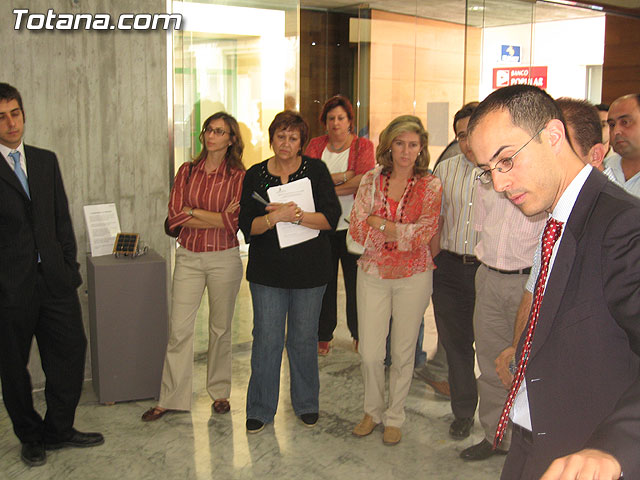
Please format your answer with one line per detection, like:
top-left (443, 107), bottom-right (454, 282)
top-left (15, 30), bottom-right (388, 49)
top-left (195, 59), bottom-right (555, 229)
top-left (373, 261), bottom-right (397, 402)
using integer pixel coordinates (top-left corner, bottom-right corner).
top-left (9, 150), bottom-right (30, 198)
top-left (493, 217), bottom-right (564, 449)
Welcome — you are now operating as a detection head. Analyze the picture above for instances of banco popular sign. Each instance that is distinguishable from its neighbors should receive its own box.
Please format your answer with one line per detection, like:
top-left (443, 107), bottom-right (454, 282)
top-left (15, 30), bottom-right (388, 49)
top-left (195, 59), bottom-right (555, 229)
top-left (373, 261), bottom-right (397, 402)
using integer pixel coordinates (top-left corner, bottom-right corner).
top-left (493, 66), bottom-right (548, 89)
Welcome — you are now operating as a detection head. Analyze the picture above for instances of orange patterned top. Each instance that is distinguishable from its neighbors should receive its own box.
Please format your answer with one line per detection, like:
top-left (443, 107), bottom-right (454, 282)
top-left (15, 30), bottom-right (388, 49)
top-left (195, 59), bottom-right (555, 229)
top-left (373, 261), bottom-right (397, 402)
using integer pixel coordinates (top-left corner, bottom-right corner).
top-left (349, 166), bottom-right (442, 279)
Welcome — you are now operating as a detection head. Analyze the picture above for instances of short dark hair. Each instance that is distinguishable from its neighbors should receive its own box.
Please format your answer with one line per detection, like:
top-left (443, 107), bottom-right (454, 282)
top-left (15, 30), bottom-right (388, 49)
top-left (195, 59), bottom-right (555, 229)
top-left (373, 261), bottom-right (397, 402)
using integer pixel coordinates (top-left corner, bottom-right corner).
top-left (0, 82), bottom-right (24, 116)
top-left (268, 110), bottom-right (310, 154)
top-left (556, 97), bottom-right (602, 158)
top-left (453, 102), bottom-right (479, 135)
top-left (595, 103), bottom-right (609, 112)
top-left (468, 85), bottom-right (565, 139)
top-left (320, 95), bottom-right (354, 131)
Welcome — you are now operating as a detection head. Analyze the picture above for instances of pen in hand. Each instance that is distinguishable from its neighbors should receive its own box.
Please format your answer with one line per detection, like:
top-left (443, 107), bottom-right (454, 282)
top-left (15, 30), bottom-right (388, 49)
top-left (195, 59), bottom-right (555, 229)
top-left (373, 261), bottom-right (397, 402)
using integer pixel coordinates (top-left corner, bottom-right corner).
top-left (252, 191), bottom-right (269, 206)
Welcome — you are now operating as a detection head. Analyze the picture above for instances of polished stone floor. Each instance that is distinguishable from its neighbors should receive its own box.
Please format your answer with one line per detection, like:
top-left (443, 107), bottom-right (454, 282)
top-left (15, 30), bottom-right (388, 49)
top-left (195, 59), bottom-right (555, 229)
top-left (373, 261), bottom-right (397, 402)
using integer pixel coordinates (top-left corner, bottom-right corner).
top-left (0, 263), bottom-right (505, 479)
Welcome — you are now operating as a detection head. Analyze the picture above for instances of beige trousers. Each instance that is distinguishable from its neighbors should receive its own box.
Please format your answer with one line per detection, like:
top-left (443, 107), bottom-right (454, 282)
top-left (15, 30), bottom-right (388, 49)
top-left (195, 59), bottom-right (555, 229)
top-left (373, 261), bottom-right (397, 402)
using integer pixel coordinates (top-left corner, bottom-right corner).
top-left (159, 246), bottom-right (242, 410)
top-left (357, 268), bottom-right (432, 427)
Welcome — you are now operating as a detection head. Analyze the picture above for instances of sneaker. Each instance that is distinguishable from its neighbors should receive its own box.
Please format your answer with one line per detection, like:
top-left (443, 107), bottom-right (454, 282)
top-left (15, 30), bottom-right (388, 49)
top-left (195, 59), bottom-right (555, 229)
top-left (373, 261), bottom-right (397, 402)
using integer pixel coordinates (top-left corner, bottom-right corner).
top-left (246, 418), bottom-right (265, 434)
top-left (300, 413), bottom-right (318, 427)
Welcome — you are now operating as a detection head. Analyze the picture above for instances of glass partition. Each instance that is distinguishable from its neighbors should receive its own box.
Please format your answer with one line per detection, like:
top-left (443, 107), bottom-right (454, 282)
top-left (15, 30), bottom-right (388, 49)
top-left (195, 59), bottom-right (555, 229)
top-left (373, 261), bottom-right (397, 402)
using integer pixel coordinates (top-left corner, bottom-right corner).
top-left (168, 0), bottom-right (300, 349)
top-left (171, 0), bottom-right (300, 175)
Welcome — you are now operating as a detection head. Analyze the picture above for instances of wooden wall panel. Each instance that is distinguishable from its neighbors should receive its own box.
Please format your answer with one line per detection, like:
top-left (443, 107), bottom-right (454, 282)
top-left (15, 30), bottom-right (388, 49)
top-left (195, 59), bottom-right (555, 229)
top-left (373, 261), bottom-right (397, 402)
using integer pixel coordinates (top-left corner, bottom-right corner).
top-left (602, 14), bottom-right (640, 103)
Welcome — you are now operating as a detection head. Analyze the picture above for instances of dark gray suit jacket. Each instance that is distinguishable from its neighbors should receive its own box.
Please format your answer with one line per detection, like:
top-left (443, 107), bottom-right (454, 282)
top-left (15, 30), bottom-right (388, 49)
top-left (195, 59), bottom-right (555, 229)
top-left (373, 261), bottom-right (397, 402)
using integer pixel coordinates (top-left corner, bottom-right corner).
top-left (509, 169), bottom-right (640, 479)
top-left (0, 145), bottom-right (81, 306)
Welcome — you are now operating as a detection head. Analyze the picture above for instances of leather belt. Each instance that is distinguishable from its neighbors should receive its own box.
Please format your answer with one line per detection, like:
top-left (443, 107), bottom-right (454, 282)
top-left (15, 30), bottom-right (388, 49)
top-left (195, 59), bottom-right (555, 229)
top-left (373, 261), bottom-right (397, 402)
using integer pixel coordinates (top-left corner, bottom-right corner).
top-left (485, 264), bottom-right (532, 275)
top-left (512, 423), bottom-right (533, 443)
top-left (443, 250), bottom-right (479, 265)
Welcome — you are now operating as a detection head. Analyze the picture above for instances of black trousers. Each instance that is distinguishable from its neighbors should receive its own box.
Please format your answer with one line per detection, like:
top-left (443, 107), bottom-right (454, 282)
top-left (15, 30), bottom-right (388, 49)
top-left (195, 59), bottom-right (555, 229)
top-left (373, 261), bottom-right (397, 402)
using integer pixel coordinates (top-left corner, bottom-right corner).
top-left (318, 229), bottom-right (359, 341)
top-left (0, 270), bottom-right (86, 443)
top-left (432, 250), bottom-right (479, 419)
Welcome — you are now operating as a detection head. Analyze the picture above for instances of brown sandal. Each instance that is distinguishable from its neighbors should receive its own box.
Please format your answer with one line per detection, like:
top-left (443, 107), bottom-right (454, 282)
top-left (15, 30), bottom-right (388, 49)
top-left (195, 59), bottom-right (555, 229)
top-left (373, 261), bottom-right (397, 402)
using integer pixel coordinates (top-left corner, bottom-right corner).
top-left (318, 341), bottom-right (331, 356)
top-left (213, 399), bottom-right (230, 414)
top-left (141, 407), bottom-right (172, 422)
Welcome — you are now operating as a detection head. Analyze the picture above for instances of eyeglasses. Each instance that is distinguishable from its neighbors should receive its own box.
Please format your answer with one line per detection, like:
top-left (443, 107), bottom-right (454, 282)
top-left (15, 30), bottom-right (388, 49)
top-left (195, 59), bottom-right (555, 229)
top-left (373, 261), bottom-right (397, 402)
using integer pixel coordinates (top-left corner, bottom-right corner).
top-left (476, 126), bottom-right (545, 184)
top-left (204, 127), bottom-right (229, 137)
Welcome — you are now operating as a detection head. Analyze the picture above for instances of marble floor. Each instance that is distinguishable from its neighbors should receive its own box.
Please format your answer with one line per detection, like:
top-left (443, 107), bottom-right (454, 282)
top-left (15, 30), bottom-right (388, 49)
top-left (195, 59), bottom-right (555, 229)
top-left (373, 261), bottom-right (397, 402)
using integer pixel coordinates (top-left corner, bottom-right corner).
top-left (0, 263), bottom-right (505, 479)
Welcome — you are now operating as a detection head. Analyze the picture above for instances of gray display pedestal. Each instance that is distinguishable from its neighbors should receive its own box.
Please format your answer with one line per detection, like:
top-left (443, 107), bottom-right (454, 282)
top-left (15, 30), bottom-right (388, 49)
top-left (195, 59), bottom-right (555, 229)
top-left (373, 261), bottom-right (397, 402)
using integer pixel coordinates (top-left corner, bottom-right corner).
top-left (87, 250), bottom-right (168, 404)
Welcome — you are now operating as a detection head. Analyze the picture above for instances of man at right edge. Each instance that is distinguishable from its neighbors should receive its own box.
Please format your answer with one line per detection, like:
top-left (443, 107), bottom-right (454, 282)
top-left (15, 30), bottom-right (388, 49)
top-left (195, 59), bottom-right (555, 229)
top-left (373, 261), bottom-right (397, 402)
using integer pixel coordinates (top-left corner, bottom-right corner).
top-left (468, 85), bottom-right (640, 480)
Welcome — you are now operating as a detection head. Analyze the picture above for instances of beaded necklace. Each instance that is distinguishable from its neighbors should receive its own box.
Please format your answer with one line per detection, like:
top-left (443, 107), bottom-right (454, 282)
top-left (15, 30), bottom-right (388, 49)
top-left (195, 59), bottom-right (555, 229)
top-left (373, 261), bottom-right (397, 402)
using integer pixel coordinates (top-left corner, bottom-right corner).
top-left (382, 172), bottom-right (415, 251)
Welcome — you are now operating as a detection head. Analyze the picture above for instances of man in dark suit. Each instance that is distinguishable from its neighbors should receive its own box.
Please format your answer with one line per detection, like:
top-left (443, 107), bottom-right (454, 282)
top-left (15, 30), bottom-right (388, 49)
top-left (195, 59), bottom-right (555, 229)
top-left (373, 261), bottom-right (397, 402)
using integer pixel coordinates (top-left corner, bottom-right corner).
top-left (468, 85), bottom-right (640, 480)
top-left (0, 83), bottom-right (103, 467)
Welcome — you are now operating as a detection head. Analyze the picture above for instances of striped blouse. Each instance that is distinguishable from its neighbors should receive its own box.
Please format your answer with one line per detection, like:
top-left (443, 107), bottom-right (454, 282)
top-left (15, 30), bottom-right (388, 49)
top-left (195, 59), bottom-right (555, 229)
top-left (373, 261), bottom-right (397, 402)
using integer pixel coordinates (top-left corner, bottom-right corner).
top-left (168, 159), bottom-right (245, 252)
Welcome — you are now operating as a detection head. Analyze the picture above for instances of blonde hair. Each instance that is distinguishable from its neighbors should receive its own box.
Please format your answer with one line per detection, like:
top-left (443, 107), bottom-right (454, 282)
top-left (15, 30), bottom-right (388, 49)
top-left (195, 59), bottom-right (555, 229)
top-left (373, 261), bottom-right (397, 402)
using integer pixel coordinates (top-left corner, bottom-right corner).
top-left (376, 115), bottom-right (430, 176)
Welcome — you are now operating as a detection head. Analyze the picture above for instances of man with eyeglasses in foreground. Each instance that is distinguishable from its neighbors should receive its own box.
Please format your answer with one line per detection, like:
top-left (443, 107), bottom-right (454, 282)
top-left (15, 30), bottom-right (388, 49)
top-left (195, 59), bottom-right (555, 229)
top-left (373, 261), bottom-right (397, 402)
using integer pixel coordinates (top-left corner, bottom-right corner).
top-left (494, 97), bottom-right (617, 406)
top-left (468, 84), bottom-right (640, 480)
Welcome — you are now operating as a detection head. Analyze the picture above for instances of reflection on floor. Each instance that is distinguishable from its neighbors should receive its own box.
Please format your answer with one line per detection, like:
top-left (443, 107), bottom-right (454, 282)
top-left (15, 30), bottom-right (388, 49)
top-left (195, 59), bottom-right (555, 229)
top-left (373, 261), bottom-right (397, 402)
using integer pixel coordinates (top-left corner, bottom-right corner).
top-left (0, 264), bottom-right (505, 479)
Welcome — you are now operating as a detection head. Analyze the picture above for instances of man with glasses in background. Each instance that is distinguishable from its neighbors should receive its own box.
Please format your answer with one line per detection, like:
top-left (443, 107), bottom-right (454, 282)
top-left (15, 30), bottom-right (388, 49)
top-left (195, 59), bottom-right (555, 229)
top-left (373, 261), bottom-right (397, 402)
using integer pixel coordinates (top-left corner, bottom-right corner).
top-left (429, 102), bottom-right (481, 440)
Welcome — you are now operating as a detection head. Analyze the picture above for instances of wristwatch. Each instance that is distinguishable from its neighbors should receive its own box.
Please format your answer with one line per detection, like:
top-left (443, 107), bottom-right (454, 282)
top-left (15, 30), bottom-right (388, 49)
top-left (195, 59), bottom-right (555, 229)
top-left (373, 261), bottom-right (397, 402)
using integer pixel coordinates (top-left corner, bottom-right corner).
top-left (379, 219), bottom-right (387, 231)
top-left (188, 208), bottom-right (194, 216)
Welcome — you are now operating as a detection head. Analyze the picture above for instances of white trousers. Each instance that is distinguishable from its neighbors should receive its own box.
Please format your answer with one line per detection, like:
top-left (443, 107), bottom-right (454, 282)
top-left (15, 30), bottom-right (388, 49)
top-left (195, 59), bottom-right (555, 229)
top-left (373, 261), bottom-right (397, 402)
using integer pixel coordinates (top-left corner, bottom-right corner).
top-left (159, 246), bottom-right (242, 410)
top-left (357, 268), bottom-right (432, 427)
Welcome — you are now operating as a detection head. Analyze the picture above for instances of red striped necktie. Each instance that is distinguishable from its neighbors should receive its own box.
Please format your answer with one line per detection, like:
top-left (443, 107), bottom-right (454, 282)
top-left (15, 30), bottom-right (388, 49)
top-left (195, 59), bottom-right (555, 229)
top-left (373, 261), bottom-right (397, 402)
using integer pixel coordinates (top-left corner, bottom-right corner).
top-left (493, 217), bottom-right (564, 449)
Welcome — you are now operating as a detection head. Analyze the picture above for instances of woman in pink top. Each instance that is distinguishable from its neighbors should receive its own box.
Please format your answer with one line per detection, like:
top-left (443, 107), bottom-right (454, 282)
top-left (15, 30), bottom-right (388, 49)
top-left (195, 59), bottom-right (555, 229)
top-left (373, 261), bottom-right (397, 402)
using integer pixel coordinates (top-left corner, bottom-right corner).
top-left (305, 95), bottom-right (375, 355)
top-left (142, 112), bottom-right (246, 422)
top-left (349, 115), bottom-right (441, 445)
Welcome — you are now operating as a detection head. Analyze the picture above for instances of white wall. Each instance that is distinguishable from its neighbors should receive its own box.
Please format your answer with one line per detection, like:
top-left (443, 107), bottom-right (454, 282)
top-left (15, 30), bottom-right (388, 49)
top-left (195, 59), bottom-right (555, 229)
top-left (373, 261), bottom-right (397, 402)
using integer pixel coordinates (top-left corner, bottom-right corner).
top-left (480, 16), bottom-right (606, 100)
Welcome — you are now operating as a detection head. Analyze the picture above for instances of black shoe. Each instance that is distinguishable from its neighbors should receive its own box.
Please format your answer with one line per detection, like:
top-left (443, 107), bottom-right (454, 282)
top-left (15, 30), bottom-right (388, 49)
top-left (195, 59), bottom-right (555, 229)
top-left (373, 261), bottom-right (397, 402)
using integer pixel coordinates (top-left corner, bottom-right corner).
top-left (45, 429), bottom-right (104, 450)
top-left (246, 418), bottom-right (265, 434)
top-left (21, 442), bottom-right (46, 467)
top-left (449, 417), bottom-right (474, 439)
top-left (300, 413), bottom-right (319, 427)
top-left (460, 439), bottom-right (508, 460)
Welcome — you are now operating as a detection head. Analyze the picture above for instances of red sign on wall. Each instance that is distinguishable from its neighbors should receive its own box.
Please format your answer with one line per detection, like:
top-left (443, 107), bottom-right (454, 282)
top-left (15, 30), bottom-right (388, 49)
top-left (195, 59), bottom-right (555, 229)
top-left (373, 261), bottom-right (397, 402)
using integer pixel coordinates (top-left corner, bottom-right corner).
top-left (492, 66), bottom-right (548, 89)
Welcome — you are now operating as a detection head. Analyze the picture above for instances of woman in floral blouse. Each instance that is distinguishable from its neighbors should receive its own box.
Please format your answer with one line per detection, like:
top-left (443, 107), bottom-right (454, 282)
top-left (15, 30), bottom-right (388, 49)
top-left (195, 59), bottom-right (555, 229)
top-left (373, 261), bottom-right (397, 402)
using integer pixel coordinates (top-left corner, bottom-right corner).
top-left (349, 115), bottom-right (442, 446)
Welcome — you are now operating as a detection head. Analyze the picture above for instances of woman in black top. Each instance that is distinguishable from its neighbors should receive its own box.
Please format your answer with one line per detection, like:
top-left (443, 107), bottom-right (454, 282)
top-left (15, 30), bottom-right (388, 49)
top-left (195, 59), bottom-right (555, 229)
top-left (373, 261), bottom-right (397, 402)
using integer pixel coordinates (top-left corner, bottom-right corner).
top-left (239, 111), bottom-right (341, 434)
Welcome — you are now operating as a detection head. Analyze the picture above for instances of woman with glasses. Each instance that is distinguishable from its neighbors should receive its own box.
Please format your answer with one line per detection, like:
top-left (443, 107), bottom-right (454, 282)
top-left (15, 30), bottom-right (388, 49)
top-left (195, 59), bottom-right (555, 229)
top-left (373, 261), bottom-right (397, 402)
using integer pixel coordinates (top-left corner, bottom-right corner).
top-left (142, 112), bottom-right (246, 421)
top-left (305, 95), bottom-right (375, 355)
top-left (349, 115), bottom-right (441, 445)
top-left (239, 111), bottom-right (341, 434)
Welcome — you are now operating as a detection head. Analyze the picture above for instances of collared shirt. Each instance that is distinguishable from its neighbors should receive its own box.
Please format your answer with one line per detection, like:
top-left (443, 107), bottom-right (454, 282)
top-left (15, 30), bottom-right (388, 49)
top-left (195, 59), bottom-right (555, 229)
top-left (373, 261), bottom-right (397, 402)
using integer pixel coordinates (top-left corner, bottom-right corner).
top-left (433, 153), bottom-right (479, 255)
top-left (603, 154), bottom-right (640, 197)
top-left (168, 159), bottom-right (245, 253)
top-left (0, 141), bottom-right (27, 176)
top-left (473, 183), bottom-right (546, 270)
top-left (512, 164), bottom-right (593, 430)
top-left (349, 166), bottom-right (442, 279)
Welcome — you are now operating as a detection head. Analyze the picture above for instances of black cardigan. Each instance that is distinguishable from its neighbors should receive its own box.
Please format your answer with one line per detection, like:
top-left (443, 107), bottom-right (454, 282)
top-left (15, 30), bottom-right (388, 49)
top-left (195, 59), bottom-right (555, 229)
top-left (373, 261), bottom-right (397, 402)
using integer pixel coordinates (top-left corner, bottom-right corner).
top-left (239, 156), bottom-right (341, 289)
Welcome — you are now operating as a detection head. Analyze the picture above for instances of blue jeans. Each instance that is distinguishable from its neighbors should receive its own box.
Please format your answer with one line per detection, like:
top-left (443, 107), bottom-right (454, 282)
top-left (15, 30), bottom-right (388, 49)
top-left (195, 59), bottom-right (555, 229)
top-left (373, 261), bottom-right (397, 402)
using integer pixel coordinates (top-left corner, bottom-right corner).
top-left (246, 282), bottom-right (326, 424)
